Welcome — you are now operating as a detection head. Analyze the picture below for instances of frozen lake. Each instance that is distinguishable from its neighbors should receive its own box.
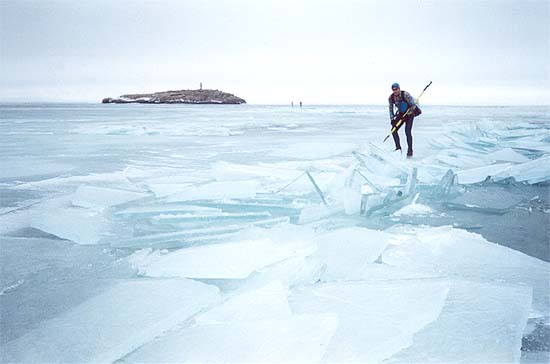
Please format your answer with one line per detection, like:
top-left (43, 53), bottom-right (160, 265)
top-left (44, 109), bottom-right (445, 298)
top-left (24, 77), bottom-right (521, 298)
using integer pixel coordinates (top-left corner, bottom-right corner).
top-left (1, 103), bottom-right (549, 363)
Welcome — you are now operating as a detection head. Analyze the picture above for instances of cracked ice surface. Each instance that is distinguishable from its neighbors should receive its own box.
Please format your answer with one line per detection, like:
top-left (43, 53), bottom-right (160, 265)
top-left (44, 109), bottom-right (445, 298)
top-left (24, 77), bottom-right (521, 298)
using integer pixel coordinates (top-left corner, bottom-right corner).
top-left (1, 104), bottom-right (548, 363)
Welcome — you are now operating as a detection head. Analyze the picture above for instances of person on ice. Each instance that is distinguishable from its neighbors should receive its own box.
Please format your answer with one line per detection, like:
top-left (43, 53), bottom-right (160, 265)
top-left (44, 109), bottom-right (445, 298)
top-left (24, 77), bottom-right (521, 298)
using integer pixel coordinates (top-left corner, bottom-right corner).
top-left (388, 82), bottom-right (419, 157)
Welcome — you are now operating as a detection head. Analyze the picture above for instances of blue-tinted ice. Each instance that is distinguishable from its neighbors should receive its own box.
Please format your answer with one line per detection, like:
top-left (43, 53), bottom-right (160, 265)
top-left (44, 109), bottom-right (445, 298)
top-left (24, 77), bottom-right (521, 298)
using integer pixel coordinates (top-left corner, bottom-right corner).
top-left (1, 104), bottom-right (549, 363)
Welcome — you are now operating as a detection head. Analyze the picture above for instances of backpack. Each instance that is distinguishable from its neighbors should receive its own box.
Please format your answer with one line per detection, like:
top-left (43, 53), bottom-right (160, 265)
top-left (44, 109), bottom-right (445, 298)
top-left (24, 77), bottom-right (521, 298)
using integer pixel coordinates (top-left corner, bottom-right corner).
top-left (400, 91), bottom-right (422, 117)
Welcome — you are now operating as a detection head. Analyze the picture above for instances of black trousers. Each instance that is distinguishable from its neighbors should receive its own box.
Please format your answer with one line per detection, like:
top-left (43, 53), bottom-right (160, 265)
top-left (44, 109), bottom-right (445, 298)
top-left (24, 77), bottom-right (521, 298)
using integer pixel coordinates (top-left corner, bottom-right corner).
top-left (391, 115), bottom-right (414, 153)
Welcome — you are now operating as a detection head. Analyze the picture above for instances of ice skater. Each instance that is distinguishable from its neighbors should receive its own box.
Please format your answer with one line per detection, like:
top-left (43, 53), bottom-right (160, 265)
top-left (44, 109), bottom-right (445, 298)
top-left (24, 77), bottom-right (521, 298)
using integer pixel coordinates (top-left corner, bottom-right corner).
top-left (388, 82), bottom-right (418, 157)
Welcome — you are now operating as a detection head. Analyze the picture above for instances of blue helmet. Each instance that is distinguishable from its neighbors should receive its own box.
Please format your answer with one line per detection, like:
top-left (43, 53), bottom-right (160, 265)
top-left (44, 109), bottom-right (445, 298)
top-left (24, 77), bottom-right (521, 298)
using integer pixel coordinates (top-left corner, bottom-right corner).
top-left (391, 82), bottom-right (400, 89)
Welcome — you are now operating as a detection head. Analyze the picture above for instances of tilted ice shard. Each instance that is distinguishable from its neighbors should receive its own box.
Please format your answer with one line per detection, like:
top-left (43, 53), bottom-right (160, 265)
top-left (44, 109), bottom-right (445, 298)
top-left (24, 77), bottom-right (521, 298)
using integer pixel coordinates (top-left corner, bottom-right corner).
top-left (433, 169), bottom-right (460, 197)
top-left (141, 237), bottom-right (316, 279)
top-left (456, 163), bottom-right (513, 184)
top-left (119, 313), bottom-right (339, 364)
top-left (1, 278), bottom-right (220, 364)
top-left (289, 279), bottom-right (449, 363)
top-left (494, 155), bottom-right (550, 184)
top-left (386, 280), bottom-right (532, 364)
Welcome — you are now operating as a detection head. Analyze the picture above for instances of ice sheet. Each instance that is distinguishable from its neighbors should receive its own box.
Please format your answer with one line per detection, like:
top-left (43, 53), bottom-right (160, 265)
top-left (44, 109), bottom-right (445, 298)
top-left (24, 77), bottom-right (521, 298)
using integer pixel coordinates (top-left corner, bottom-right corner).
top-left (289, 279), bottom-right (449, 363)
top-left (2, 104), bottom-right (548, 363)
top-left (119, 313), bottom-right (339, 363)
top-left (1, 278), bottom-right (220, 363)
top-left (0, 158), bottom-right (74, 179)
top-left (386, 280), bottom-right (532, 364)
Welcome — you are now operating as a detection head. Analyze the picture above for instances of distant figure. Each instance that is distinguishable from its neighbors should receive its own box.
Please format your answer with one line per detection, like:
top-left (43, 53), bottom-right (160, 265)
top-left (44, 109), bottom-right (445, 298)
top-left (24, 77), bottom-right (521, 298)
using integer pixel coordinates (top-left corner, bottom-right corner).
top-left (291, 102), bottom-right (294, 107)
top-left (299, 101), bottom-right (302, 108)
top-left (388, 82), bottom-right (418, 157)
top-left (200, 82), bottom-right (203, 90)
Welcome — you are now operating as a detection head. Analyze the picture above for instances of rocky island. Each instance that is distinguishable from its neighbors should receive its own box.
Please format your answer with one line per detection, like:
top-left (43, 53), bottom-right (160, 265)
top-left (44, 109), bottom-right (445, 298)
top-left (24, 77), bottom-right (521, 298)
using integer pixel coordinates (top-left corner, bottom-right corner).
top-left (102, 88), bottom-right (246, 104)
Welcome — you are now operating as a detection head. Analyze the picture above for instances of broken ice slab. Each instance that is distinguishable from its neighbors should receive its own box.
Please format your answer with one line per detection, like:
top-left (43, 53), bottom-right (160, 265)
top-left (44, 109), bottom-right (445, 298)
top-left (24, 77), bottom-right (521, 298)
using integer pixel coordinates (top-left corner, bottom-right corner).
top-left (422, 151), bottom-right (489, 170)
top-left (119, 313), bottom-right (338, 363)
top-left (431, 169), bottom-right (461, 197)
top-left (347, 160), bottom-right (402, 190)
top-left (386, 280), bottom-right (532, 364)
top-left (494, 155), bottom-right (550, 184)
top-left (298, 203), bottom-right (344, 224)
top-left (353, 146), bottom-right (409, 180)
top-left (289, 279), bottom-right (449, 363)
top-left (443, 187), bottom-right (524, 214)
top-left (362, 189), bottom-right (416, 217)
top-left (239, 256), bottom-right (325, 291)
top-left (140, 236), bottom-right (316, 279)
top-left (113, 203), bottom-right (222, 217)
top-left (1, 278), bottom-right (220, 364)
top-left (381, 225), bottom-right (550, 316)
top-left (344, 263), bottom-right (445, 282)
top-left (187, 200), bottom-right (303, 218)
top-left (156, 180), bottom-right (260, 201)
top-left (111, 216), bottom-right (291, 249)
top-left (482, 148), bottom-right (531, 163)
top-left (150, 211), bottom-right (272, 223)
top-left (70, 185), bottom-right (148, 211)
top-left (355, 167), bottom-right (419, 217)
top-left (456, 163), bottom-right (513, 184)
top-left (30, 205), bottom-right (108, 245)
top-left (195, 281), bottom-right (292, 324)
top-left (310, 227), bottom-right (392, 281)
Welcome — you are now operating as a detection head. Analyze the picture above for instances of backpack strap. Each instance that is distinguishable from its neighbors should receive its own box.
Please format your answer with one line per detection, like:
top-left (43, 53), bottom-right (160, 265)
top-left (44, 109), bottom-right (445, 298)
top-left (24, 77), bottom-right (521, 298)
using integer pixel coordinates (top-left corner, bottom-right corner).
top-left (400, 91), bottom-right (409, 107)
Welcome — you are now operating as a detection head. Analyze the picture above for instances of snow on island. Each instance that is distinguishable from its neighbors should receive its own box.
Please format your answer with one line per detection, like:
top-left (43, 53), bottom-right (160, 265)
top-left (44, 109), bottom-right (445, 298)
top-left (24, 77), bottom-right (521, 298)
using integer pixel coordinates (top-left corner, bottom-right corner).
top-left (102, 89), bottom-right (246, 104)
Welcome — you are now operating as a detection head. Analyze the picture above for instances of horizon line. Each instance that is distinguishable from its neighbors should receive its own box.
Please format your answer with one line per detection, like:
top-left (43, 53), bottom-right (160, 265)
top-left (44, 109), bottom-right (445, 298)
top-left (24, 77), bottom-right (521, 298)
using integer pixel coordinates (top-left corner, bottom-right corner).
top-left (1, 101), bottom-right (549, 108)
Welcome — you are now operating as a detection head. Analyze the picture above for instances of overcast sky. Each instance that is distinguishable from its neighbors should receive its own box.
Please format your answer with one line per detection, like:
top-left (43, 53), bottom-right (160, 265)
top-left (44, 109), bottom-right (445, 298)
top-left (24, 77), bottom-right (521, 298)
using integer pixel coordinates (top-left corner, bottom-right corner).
top-left (1, 0), bottom-right (549, 104)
